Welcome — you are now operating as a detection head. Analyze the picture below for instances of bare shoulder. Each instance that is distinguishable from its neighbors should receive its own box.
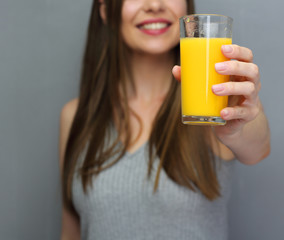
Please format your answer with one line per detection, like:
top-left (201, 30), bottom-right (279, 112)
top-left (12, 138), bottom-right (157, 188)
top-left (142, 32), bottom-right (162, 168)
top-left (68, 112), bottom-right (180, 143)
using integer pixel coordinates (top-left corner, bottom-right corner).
top-left (209, 130), bottom-right (235, 161)
top-left (59, 99), bottom-right (81, 239)
top-left (59, 98), bottom-right (79, 168)
top-left (60, 98), bottom-right (79, 124)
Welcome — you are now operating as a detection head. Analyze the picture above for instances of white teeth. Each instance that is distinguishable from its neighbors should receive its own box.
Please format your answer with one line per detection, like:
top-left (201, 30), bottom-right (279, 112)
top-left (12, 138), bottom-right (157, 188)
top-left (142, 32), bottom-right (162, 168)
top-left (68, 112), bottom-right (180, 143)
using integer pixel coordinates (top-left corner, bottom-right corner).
top-left (141, 23), bottom-right (168, 30)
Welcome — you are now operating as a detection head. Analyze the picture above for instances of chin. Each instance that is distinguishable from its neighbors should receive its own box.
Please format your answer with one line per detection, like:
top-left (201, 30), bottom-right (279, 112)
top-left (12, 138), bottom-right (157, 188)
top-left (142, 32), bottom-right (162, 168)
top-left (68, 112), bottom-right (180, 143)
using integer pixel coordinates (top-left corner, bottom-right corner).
top-left (139, 42), bottom-right (179, 55)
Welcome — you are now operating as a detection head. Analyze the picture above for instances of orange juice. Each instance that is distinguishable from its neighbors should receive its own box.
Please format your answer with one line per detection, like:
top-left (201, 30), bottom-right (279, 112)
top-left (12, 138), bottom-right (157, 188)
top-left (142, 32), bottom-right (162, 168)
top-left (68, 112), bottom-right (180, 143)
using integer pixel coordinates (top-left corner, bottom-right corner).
top-left (180, 38), bottom-right (232, 118)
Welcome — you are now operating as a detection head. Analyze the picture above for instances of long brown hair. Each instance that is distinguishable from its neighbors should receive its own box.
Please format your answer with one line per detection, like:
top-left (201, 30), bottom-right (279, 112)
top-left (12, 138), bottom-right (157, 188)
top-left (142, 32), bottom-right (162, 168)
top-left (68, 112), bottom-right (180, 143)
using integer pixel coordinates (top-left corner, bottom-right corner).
top-left (62, 0), bottom-right (220, 214)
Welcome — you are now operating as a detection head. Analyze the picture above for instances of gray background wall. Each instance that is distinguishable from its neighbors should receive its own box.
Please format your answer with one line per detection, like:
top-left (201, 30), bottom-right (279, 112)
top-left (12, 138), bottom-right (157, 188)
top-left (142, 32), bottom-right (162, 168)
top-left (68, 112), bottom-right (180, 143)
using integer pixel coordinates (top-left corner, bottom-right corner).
top-left (0, 0), bottom-right (283, 239)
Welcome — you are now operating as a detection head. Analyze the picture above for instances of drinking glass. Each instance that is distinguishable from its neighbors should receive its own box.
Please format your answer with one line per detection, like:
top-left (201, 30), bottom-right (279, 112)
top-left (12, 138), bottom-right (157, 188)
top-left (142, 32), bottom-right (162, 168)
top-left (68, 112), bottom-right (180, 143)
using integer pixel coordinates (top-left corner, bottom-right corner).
top-left (180, 14), bottom-right (233, 125)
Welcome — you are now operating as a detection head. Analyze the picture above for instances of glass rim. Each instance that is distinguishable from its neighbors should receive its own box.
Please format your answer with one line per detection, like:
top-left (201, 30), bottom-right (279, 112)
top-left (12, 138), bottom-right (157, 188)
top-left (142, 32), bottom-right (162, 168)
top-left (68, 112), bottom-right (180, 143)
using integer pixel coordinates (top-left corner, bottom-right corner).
top-left (180, 14), bottom-right (233, 22)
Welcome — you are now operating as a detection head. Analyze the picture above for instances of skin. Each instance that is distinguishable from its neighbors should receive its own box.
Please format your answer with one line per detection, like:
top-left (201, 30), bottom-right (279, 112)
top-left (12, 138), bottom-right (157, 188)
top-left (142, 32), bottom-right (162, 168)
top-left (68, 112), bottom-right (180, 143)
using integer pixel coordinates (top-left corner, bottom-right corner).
top-left (60, 1), bottom-right (270, 238)
top-left (59, 99), bottom-right (81, 240)
top-left (60, 1), bottom-right (188, 238)
top-left (120, 0), bottom-right (186, 55)
top-left (112, 0), bottom-right (189, 153)
top-left (103, 0), bottom-right (270, 162)
top-left (172, 44), bottom-right (271, 164)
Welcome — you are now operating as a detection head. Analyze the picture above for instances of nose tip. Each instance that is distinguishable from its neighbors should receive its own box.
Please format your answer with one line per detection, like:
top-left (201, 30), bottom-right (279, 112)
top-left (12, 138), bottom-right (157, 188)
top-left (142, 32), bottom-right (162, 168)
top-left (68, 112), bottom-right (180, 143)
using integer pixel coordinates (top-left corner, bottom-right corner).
top-left (144, 0), bottom-right (165, 13)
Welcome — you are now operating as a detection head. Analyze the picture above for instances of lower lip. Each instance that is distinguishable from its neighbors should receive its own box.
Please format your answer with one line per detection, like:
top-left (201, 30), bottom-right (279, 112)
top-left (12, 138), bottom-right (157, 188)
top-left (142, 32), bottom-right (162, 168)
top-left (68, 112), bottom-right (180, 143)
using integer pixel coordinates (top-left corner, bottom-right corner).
top-left (138, 26), bottom-right (170, 36)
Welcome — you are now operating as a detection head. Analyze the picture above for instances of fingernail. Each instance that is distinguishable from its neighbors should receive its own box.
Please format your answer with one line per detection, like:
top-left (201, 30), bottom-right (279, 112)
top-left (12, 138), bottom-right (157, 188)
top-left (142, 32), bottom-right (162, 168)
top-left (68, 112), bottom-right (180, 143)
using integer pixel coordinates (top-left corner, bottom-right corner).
top-left (222, 109), bottom-right (229, 117)
top-left (212, 84), bottom-right (225, 92)
top-left (215, 62), bottom-right (227, 71)
top-left (222, 45), bottom-right (233, 53)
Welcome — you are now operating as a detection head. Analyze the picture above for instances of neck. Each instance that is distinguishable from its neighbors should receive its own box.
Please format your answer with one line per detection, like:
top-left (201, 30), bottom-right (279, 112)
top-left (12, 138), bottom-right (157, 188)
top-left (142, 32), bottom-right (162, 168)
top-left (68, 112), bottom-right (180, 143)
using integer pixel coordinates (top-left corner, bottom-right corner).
top-left (127, 51), bottom-right (175, 103)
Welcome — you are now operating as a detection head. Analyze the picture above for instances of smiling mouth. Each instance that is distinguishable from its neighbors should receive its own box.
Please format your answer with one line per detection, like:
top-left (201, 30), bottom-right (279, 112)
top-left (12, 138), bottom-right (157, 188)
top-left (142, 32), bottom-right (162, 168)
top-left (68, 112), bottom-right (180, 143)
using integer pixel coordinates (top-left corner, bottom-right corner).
top-left (139, 22), bottom-right (171, 30)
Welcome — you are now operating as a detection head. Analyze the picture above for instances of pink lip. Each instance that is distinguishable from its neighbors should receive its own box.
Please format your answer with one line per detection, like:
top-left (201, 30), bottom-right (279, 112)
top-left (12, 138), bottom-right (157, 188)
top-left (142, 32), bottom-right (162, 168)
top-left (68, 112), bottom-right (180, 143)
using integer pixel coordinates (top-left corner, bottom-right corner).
top-left (137, 18), bottom-right (172, 36)
top-left (137, 18), bottom-right (172, 26)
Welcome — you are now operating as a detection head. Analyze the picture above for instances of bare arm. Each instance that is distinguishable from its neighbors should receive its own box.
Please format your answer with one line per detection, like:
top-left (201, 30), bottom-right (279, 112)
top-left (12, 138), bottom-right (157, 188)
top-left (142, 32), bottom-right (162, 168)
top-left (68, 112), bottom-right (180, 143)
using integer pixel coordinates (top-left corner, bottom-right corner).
top-left (172, 44), bottom-right (271, 164)
top-left (213, 103), bottom-right (270, 165)
top-left (59, 98), bottom-right (81, 240)
top-left (210, 45), bottom-right (271, 164)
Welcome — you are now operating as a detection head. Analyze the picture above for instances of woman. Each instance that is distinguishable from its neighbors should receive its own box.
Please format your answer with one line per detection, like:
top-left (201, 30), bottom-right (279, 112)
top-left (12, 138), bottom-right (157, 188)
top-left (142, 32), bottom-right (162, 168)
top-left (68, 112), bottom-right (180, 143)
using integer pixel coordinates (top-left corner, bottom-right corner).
top-left (59, 0), bottom-right (270, 239)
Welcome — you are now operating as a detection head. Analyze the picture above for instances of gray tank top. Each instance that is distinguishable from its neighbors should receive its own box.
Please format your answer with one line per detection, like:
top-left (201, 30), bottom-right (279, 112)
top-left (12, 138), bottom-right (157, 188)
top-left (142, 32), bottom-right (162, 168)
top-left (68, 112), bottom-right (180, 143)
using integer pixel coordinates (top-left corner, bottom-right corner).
top-left (72, 137), bottom-right (235, 240)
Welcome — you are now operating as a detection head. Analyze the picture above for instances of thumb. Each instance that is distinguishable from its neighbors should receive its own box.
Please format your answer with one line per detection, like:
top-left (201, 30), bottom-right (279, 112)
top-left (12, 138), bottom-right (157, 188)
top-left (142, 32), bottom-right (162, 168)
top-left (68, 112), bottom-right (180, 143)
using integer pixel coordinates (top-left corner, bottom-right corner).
top-left (172, 65), bottom-right (181, 82)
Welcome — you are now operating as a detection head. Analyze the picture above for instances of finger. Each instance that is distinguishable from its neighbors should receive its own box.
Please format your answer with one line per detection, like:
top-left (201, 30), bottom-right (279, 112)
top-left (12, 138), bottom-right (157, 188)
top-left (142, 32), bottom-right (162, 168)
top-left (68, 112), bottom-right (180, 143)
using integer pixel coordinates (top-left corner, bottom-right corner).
top-left (212, 81), bottom-right (257, 100)
top-left (215, 61), bottom-right (260, 83)
top-left (220, 106), bottom-right (259, 121)
top-left (172, 65), bottom-right (181, 82)
top-left (221, 44), bottom-right (254, 63)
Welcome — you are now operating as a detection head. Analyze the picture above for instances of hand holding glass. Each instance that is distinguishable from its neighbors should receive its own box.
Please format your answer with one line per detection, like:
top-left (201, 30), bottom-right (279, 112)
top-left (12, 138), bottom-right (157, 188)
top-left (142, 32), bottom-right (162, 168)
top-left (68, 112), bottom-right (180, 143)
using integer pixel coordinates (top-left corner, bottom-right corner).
top-left (180, 14), bottom-right (233, 125)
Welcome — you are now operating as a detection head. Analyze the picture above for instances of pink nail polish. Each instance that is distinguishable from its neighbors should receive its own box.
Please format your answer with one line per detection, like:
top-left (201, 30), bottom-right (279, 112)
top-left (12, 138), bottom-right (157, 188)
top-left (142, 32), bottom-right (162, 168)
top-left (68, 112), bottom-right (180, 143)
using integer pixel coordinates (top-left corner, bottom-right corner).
top-left (215, 63), bottom-right (227, 71)
top-left (222, 45), bottom-right (233, 53)
top-left (212, 85), bottom-right (225, 92)
top-left (222, 110), bottom-right (229, 117)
